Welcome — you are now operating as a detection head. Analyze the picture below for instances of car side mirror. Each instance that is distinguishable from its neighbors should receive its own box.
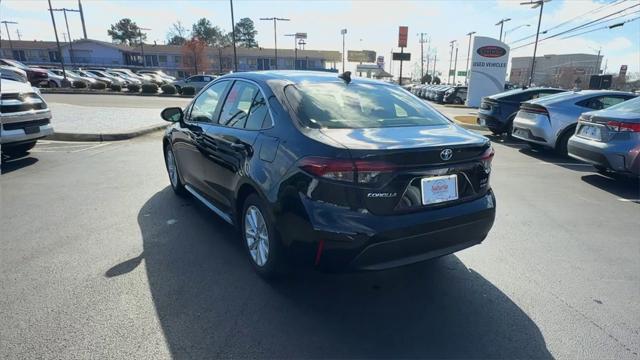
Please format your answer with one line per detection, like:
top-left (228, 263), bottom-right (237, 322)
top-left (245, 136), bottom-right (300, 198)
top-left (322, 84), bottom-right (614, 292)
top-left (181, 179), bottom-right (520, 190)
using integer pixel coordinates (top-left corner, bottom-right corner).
top-left (161, 107), bottom-right (183, 122)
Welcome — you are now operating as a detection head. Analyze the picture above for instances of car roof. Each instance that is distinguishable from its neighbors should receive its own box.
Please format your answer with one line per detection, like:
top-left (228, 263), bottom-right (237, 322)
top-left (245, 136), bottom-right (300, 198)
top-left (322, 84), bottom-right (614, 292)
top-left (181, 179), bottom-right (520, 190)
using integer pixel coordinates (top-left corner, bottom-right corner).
top-left (528, 90), bottom-right (636, 105)
top-left (217, 70), bottom-right (396, 87)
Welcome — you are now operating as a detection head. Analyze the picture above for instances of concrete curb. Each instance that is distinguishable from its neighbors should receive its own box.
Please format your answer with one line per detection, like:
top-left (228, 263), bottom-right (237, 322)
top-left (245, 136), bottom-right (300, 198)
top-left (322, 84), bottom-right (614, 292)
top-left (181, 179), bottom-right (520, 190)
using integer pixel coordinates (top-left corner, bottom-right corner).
top-left (48, 123), bottom-right (167, 142)
top-left (40, 88), bottom-right (194, 98)
top-left (454, 121), bottom-right (485, 131)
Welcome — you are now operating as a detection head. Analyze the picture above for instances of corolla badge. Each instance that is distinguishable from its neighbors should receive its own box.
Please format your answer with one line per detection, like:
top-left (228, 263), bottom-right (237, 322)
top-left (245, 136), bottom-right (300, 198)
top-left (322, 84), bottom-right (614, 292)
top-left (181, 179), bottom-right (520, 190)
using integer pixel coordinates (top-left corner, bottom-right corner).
top-left (440, 148), bottom-right (453, 161)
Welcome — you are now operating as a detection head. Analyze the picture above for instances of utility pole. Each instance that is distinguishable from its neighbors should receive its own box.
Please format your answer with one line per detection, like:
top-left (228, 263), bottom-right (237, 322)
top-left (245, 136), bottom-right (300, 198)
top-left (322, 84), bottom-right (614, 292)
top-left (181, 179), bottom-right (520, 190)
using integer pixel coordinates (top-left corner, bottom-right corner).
top-left (78, 0), bottom-right (87, 39)
top-left (432, 50), bottom-right (437, 81)
top-left (51, 8), bottom-right (81, 64)
top-left (1, 21), bottom-right (18, 57)
top-left (418, 32), bottom-right (427, 82)
top-left (341, 29), bottom-right (347, 73)
top-left (448, 40), bottom-right (456, 84)
top-left (521, 0), bottom-right (549, 87)
top-left (465, 31), bottom-right (475, 85)
top-left (495, 18), bottom-right (511, 42)
top-left (47, 0), bottom-right (67, 84)
top-left (138, 27), bottom-right (151, 66)
top-left (16, 29), bottom-right (22, 40)
top-left (453, 46), bottom-right (459, 84)
top-left (229, 0), bottom-right (238, 72)
top-left (260, 17), bottom-right (290, 70)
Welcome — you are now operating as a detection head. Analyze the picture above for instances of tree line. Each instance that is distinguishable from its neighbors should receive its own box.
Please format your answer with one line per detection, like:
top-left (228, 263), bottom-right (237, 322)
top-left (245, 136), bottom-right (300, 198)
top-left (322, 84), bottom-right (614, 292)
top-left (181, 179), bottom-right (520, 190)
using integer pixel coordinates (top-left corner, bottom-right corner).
top-left (107, 17), bottom-right (258, 48)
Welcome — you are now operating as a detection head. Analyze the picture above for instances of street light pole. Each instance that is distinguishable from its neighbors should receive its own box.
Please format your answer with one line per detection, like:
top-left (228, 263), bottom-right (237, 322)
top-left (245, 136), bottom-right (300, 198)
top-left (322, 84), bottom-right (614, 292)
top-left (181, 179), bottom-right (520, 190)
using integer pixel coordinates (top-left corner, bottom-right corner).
top-left (432, 50), bottom-right (437, 81)
top-left (418, 32), bottom-right (427, 82)
top-left (496, 18), bottom-right (511, 42)
top-left (260, 17), bottom-right (290, 70)
top-left (448, 40), bottom-right (456, 84)
top-left (521, 0), bottom-right (549, 86)
top-left (47, 0), bottom-right (67, 83)
top-left (341, 28), bottom-right (347, 73)
top-left (1, 21), bottom-right (18, 57)
top-left (453, 46), bottom-right (459, 85)
top-left (465, 31), bottom-right (475, 85)
top-left (51, 8), bottom-right (81, 64)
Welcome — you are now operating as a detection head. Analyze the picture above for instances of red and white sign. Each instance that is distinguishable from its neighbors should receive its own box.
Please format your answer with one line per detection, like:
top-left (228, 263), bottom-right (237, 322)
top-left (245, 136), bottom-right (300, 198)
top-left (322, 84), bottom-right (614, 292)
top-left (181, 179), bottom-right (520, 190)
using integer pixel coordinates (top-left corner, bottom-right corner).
top-left (398, 26), bottom-right (408, 48)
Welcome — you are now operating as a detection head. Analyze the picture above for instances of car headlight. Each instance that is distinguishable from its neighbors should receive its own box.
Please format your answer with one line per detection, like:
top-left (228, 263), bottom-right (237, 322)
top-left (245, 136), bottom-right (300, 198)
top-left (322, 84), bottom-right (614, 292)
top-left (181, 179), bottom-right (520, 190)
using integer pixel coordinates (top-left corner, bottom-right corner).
top-left (32, 86), bottom-right (42, 95)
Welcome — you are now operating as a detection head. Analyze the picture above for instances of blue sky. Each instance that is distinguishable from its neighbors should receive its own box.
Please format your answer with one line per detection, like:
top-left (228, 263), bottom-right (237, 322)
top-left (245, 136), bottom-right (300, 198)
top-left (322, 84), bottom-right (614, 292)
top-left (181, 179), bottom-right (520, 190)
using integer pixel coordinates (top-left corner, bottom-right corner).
top-left (2, 0), bottom-right (638, 78)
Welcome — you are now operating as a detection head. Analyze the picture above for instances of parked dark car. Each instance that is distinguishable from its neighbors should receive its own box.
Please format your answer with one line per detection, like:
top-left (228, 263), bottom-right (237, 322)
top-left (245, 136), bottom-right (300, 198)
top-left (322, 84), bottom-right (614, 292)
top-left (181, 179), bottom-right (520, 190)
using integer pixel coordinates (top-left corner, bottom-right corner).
top-left (160, 71), bottom-right (496, 278)
top-left (0, 58), bottom-right (48, 86)
top-left (444, 86), bottom-right (468, 105)
top-left (433, 85), bottom-right (453, 103)
top-left (477, 87), bottom-right (565, 135)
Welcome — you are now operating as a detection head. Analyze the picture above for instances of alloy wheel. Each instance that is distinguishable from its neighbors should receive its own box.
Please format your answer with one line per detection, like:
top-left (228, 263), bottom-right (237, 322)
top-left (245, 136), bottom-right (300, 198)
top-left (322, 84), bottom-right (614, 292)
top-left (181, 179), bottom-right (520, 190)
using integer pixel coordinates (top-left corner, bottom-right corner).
top-left (245, 205), bottom-right (269, 267)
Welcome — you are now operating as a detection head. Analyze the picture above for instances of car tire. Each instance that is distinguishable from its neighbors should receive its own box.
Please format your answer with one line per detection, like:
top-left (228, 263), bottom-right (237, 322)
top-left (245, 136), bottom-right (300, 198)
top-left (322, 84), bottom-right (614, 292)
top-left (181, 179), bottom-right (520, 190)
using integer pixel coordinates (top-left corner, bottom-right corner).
top-left (48, 80), bottom-right (59, 88)
top-left (454, 97), bottom-right (463, 105)
top-left (241, 193), bottom-right (286, 279)
top-left (555, 128), bottom-right (575, 157)
top-left (174, 85), bottom-right (182, 94)
top-left (164, 144), bottom-right (186, 196)
top-left (504, 116), bottom-right (516, 139)
top-left (2, 141), bottom-right (37, 157)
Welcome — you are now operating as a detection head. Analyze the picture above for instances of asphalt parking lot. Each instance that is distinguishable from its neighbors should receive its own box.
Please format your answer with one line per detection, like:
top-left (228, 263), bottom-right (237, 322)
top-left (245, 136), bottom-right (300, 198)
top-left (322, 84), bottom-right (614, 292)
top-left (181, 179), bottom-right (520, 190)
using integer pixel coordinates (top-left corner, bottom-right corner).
top-left (1, 96), bottom-right (639, 359)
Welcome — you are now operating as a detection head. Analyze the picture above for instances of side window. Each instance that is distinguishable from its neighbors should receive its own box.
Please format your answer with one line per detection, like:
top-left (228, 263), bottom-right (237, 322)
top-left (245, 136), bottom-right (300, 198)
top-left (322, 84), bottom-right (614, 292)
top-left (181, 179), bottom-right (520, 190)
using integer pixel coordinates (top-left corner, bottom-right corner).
top-left (188, 81), bottom-right (229, 123)
top-left (577, 96), bottom-right (626, 110)
top-left (220, 81), bottom-right (260, 128)
top-left (189, 76), bottom-right (202, 82)
top-left (245, 92), bottom-right (270, 130)
top-left (203, 76), bottom-right (213, 82)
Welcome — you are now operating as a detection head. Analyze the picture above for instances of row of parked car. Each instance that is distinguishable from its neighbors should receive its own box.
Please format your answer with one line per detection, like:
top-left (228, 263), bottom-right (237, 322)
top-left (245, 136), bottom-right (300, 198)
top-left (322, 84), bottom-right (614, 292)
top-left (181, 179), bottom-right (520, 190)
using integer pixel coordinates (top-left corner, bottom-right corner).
top-left (410, 84), bottom-right (469, 105)
top-left (0, 58), bottom-right (223, 95)
top-left (476, 86), bottom-right (639, 177)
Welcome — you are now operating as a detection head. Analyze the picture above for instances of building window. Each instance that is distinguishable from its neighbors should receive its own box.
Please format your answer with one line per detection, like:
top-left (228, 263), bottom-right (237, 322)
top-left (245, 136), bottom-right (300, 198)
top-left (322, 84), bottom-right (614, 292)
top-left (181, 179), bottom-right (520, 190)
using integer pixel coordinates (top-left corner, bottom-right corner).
top-left (48, 51), bottom-right (60, 62)
top-left (248, 58), bottom-right (256, 66)
top-left (159, 55), bottom-right (167, 64)
top-left (12, 50), bottom-right (26, 61)
top-left (174, 55), bottom-right (182, 64)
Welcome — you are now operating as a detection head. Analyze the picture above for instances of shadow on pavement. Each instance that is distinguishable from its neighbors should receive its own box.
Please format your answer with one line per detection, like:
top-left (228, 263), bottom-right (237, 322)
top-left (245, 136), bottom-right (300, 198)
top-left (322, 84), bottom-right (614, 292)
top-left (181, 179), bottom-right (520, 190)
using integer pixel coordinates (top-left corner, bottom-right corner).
top-left (123, 187), bottom-right (552, 358)
top-left (0, 155), bottom-right (38, 174)
top-left (581, 174), bottom-right (640, 203)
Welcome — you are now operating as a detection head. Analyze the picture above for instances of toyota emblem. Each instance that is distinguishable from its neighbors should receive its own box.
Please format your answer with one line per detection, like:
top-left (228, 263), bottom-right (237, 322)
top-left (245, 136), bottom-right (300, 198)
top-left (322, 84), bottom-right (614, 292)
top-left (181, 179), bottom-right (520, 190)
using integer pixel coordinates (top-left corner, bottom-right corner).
top-left (440, 148), bottom-right (453, 161)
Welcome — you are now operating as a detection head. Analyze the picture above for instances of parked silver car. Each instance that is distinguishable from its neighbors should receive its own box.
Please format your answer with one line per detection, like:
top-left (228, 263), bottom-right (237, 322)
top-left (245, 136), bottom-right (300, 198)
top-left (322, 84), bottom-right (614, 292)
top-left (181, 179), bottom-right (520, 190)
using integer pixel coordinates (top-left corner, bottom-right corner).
top-left (49, 69), bottom-right (97, 85)
top-left (171, 74), bottom-right (216, 93)
top-left (0, 79), bottom-right (54, 156)
top-left (568, 96), bottom-right (640, 177)
top-left (512, 90), bottom-right (637, 155)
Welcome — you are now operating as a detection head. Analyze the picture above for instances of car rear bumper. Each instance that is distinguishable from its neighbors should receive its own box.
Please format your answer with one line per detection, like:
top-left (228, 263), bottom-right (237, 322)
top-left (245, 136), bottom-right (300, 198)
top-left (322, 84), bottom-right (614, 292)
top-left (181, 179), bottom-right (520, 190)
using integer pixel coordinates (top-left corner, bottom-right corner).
top-left (279, 190), bottom-right (496, 271)
top-left (512, 114), bottom-right (553, 146)
top-left (477, 113), bottom-right (505, 131)
top-left (568, 135), bottom-right (640, 176)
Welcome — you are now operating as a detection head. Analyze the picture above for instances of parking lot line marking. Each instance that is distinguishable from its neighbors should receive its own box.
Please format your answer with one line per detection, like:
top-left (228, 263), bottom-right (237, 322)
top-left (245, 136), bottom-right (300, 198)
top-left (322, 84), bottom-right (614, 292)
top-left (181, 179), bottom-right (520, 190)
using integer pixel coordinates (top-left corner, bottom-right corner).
top-left (71, 143), bottom-right (110, 153)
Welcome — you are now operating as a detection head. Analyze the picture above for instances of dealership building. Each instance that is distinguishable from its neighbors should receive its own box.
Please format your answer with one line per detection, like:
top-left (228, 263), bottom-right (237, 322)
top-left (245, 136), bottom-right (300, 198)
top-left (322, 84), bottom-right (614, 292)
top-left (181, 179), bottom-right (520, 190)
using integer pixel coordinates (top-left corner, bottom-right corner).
top-left (509, 53), bottom-right (602, 88)
top-left (0, 38), bottom-right (342, 78)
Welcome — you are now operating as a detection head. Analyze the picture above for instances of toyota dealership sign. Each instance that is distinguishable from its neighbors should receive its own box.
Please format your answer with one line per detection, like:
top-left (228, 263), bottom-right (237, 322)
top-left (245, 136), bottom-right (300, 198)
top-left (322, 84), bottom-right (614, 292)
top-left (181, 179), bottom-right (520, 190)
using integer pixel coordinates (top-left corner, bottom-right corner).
top-left (466, 36), bottom-right (510, 107)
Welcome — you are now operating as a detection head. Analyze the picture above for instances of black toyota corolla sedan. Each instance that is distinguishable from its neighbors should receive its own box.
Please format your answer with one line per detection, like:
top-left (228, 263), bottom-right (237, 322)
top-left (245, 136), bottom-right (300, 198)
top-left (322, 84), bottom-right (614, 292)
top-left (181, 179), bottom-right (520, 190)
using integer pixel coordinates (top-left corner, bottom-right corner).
top-left (160, 71), bottom-right (496, 278)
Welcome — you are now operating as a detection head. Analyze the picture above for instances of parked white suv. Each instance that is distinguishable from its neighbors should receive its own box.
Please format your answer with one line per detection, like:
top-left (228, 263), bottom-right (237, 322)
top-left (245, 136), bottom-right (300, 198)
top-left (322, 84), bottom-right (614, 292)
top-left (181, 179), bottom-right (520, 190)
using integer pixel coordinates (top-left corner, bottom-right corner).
top-left (1, 79), bottom-right (54, 156)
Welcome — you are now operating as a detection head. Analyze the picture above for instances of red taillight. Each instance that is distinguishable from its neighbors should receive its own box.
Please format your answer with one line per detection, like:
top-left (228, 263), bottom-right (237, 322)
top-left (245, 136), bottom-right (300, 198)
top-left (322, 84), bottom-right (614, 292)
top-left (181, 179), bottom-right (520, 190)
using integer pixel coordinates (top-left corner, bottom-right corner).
top-left (521, 104), bottom-right (549, 115)
top-left (298, 157), bottom-right (395, 184)
top-left (606, 120), bottom-right (640, 132)
top-left (480, 147), bottom-right (494, 174)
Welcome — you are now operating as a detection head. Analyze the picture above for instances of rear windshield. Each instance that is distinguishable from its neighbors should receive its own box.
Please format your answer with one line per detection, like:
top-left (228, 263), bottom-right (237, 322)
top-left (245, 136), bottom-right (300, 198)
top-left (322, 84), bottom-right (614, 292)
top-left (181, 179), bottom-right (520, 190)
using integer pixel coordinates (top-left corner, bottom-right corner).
top-left (604, 96), bottom-right (640, 113)
top-left (284, 81), bottom-right (450, 129)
